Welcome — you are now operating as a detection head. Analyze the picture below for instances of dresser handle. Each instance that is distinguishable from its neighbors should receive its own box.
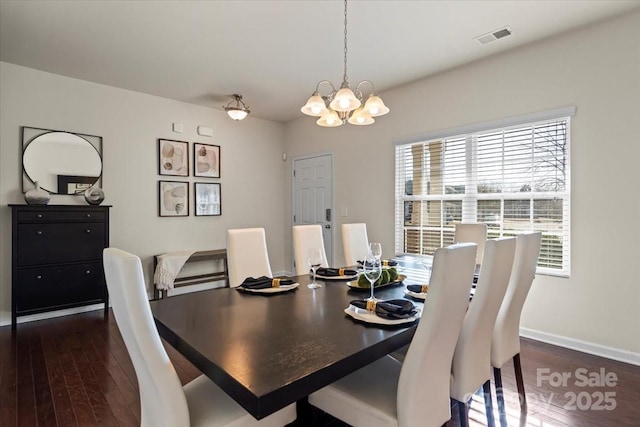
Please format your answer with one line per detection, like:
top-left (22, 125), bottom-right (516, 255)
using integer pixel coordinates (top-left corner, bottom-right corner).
top-left (85, 270), bottom-right (91, 275)
top-left (85, 229), bottom-right (91, 233)
top-left (36, 230), bottom-right (43, 235)
top-left (36, 214), bottom-right (43, 219)
top-left (36, 275), bottom-right (42, 280)
top-left (86, 213), bottom-right (91, 218)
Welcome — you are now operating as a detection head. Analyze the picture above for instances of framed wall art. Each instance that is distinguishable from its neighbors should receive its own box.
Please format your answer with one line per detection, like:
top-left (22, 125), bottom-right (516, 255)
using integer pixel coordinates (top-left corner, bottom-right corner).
top-left (158, 180), bottom-right (189, 217)
top-left (193, 143), bottom-right (220, 178)
top-left (158, 139), bottom-right (189, 176)
top-left (194, 182), bottom-right (221, 216)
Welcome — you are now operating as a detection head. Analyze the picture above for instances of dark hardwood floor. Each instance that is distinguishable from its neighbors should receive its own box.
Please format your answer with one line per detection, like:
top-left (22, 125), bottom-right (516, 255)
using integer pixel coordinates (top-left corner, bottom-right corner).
top-left (1, 309), bottom-right (638, 426)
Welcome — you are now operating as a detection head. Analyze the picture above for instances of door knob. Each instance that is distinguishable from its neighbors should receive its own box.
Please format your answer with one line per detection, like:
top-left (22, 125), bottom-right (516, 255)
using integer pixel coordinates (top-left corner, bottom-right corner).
top-left (325, 224), bottom-right (331, 229)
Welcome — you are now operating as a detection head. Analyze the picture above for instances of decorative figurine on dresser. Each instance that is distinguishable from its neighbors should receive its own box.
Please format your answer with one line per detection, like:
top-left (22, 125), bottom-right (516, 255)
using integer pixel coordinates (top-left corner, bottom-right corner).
top-left (10, 205), bottom-right (111, 329)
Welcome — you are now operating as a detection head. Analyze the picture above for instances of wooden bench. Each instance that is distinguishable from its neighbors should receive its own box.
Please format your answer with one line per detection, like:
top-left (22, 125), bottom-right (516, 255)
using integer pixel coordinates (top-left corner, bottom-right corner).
top-left (153, 249), bottom-right (228, 299)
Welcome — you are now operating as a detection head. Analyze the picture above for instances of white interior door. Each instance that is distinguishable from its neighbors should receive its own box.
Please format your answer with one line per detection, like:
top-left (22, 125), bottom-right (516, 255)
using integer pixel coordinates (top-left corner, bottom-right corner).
top-left (293, 154), bottom-right (333, 270)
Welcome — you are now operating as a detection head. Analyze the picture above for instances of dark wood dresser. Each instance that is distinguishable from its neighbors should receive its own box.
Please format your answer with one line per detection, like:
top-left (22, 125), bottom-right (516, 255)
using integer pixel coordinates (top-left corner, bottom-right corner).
top-left (10, 205), bottom-right (111, 329)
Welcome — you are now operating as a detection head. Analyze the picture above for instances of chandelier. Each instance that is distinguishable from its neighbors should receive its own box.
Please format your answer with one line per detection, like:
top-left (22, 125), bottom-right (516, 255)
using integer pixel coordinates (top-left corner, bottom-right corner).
top-left (301, 0), bottom-right (389, 127)
top-left (224, 94), bottom-right (250, 121)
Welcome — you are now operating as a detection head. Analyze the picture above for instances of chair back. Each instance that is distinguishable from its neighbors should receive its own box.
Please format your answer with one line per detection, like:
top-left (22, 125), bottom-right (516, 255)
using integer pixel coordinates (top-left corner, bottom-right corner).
top-left (341, 223), bottom-right (369, 266)
top-left (454, 223), bottom-right (488, 265)
top-left (293, 225), bottom-right (329, 275)
top-left (491, 232), bottom-right (542, 368)
top-left (450, 237), bottom-right (516, 402)
top-left (103, 248), bottom-right (189, 427)
top-left (227, 228), bottom-right (273, 287)
top-left (397, 242), bottom-right (477, 427)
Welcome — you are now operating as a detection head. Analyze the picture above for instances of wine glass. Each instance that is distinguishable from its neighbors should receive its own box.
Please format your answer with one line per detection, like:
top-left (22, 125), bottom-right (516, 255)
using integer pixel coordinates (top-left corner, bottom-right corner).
top-left (363, 254), bottom-right (382, 302)
top-left (307, 248), bottom-right (323, 289)
top-left (369, 242), bottom-right (382, 262)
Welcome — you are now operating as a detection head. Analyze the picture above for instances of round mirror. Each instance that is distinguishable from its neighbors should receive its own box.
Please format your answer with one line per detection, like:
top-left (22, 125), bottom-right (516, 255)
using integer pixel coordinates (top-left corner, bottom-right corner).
top-left (23, 131), bottom-right (102, 194)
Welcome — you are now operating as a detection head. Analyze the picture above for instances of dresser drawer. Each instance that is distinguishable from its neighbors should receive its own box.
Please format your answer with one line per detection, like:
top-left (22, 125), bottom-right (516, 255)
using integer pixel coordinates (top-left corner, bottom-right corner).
top-left (18, 209), bottom-right (106, 223)
top-left (18, 223), bottom-right (106, 266)
top-left (15, 263), bottom-right (105, 313)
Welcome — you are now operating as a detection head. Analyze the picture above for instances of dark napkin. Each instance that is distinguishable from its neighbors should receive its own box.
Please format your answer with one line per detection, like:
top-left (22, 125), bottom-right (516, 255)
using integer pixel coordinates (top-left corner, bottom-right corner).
top-left (315, 267), bottom-right (358, 277)
top-left (406, 284), bottom-right (429, 294)
top-left (350, 299), bottom-right (417, 320)
top-left (240, 276), bottom-right (295, 289)
top-left (357, 259), bottom-right (398, 267)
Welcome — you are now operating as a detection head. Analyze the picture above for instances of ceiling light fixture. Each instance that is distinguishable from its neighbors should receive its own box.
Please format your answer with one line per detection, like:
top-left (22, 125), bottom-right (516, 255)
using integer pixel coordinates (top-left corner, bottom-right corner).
top-left (224, 94), bottom-right (250, 121)
top-left (301, 0), bottom-right (389, 127)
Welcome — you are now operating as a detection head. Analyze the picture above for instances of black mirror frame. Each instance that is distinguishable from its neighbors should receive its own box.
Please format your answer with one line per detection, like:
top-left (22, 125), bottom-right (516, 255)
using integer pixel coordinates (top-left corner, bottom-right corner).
top-left (21, 126), bottom-right (103, 195)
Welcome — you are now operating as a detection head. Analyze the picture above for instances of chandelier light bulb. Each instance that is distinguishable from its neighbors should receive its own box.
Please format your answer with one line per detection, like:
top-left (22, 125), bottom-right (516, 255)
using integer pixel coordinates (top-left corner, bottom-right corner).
top-left (364, 94), bottom-right (390, 117)
top-left (329, 87), bottom-right (361, 112)
top-left (317, 110), bottom-right (342, 127)
top-left (347, 106), bottom-right (374, 125)
top-left (301, 94), bottom-right (327, 117)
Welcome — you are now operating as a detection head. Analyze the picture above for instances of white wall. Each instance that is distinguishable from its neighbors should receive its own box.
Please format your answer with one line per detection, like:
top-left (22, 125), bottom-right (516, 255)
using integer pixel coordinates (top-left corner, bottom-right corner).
top-left (284, 12), bottom-right (640, 360)
top-left (0, 62), bottom-right (288, 325)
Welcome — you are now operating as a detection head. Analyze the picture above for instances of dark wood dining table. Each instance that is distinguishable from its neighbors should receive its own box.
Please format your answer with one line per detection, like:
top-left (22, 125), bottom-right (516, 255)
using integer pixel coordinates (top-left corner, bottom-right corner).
top-left (150, 273), bottom-right (421, 420)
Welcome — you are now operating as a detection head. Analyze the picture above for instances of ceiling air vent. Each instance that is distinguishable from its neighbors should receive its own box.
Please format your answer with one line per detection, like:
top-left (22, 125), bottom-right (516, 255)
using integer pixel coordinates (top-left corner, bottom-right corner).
top-left (474, 26), bottom-right (512, 45)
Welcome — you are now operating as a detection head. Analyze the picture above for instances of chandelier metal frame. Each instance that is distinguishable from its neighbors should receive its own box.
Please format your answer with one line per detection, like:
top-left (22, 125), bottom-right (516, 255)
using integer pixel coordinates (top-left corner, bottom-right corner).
top-left (300, 0), bottom-right (389, 127)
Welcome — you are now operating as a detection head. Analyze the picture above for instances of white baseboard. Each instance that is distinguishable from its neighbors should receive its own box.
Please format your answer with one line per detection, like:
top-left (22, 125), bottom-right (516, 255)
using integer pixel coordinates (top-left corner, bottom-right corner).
top-left (0, 304), bottom-right (106, 327)
top-left (520, 327), bottom-right (640, 366)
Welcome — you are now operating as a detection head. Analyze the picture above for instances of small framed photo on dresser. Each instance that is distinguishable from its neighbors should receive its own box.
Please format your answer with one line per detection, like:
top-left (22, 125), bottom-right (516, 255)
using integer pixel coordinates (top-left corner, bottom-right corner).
top-left (158, 139), bottom-right (189, 176)
top-left (195, 182), bottom-right (221, 216)
top-left (193, 143), bottom-right (220, 178)
top-left (158, 181), bottom-right (189, 217)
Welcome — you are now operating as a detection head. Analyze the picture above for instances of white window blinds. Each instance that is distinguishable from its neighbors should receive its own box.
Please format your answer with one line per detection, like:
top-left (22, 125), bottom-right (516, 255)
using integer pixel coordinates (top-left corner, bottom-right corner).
top-left (395, 116), bottom-right (571, 276)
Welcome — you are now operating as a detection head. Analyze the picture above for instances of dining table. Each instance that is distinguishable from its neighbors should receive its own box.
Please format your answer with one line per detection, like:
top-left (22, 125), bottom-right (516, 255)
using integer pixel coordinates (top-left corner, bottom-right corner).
top-left (150, 269), bottom-right (424, 420)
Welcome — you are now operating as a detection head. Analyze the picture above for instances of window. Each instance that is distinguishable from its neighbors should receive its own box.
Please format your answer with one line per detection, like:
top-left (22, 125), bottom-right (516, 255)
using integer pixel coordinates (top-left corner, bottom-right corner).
top-left (395, 114), bottom-right (571, 276)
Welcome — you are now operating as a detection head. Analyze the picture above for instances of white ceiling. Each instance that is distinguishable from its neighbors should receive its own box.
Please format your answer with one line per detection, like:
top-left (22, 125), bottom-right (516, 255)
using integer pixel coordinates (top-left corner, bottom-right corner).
top-left (1, 0), bottom-right (639, 123)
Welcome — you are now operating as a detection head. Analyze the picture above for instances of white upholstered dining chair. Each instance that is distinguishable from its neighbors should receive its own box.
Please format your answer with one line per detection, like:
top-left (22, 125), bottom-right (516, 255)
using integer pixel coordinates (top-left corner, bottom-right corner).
top-left (292, 225), bottom-right (329, 275)
top-left (491, 232), bottom-right (542, 426)
top-left (341, 223), bottom-right (369, 266)
top-left (227, 228), bottom-right (273, 287)
top-left (454, 223), bottom-right (488, 266)
top-left (450, 237), bottom-right (516, 427)
top-left (103, 248), bottom-right (296, 427)
top-left (308, 242), bottom-right (478, 427)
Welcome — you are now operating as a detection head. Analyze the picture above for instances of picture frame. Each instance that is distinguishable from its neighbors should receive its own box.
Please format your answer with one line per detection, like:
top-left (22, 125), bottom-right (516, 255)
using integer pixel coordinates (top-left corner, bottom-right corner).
top-left (158, 139), bottom-right (189, 176)
top-left (158, 180), bottom-right (189, 217)
top-left (193, 143), bottom-right (220, 178)
top-left (194, 182), bottom-right (221, 216)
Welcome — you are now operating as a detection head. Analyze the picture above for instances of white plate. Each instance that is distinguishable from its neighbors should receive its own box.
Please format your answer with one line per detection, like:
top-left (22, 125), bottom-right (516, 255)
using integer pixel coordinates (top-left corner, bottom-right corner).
top-left (344, 304), bottom-right (422, 326)
top-left (404, 288), bottom-right (427, 300)
top-left (237, 283), bottom-right (299, 294)
top-left (316, 273), bottom-right (358, 281)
